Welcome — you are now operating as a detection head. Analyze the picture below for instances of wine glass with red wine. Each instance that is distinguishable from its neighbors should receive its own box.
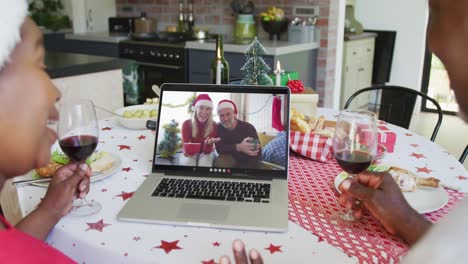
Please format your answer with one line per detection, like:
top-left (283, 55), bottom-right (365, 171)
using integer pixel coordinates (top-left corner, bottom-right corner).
top-left (333, 109), bottom-right (378, 222)
top-left (58, 98), bottom-right (101, 216)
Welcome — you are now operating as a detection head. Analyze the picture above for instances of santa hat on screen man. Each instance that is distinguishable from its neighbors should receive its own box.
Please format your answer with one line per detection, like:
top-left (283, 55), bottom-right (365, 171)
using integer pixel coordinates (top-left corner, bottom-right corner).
top-left (217, 99), bottom-right (238, 114)
top-left (191, 94), bottom-right (213, 111)
top-left (0, 0), bottom-right (28, 71)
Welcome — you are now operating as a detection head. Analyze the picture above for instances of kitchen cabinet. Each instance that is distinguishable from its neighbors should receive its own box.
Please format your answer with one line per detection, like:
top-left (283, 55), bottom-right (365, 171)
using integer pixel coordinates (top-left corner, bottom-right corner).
top-left (44, 33), bottom-right (120, 57)
top-left (340, 35), bottom-right (376, 109)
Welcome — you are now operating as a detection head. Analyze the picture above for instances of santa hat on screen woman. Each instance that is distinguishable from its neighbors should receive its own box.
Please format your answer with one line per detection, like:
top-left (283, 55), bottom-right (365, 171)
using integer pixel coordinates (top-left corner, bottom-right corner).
top-left (217, 99), bottom-right (238, 114)
top-left (191, 94), bottom-right (213, 111)
top-left (0, 0), bottom-right (28, 71)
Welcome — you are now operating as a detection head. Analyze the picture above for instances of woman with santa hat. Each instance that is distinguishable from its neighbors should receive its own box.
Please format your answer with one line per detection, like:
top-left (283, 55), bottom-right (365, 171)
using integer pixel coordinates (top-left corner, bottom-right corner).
top-left (180, 94), bottom-right (220, 166)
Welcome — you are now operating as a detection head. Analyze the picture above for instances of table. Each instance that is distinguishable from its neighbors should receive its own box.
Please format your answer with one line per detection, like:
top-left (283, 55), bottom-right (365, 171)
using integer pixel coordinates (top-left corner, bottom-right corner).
top-left (10, 109), bottom-right (468, 263)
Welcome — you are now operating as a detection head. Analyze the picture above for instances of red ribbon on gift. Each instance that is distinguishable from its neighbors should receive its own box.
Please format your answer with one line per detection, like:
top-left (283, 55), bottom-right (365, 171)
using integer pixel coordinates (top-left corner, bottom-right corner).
top-left (287, 80), bottom-right (305, 93)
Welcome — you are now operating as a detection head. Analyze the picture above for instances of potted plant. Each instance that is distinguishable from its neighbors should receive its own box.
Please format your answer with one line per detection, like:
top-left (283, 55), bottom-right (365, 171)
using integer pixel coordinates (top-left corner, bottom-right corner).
top-left (29, 0), bottom-right (71, 32)
top-left (230, 0), bottom-right (256, 44)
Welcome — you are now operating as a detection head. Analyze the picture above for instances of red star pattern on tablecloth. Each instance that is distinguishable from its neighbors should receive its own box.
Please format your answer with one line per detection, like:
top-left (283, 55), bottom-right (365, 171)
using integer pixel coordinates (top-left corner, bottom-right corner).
top-left (86, 219), bottom-right (111, 232)
top-left (137, 135), bottom-right (146, 140)
top-left (212, 241), bottom-right (220, 247)
top-left (153, 240), bottom-right (182, 254)
top-left (101, 127), bottom-right (112, 131)
top-left (133, 236), bottom-right (141, 241)
top-left (115, 191), bottom-right (135, 201)
top-left (122, 167), bottom-right (132, 172)
top-left (410, 144), bottom-right (420, 147)
top-left (117, 145), bottom-right (131, 150)
top-left (265, 244), bottom-right (282, 254)
top-left (201, 259), bottom-right (217, 264)
top-left (101, 188), bottom-right (107, 192)
top-left (405, 133), bottom-right (413, 136)
top-left (457, 176), bottom-right (468, 181)
top-left (416, 167), bottom-right (432, 174)
top-left (410, 153), bottom-right (426, 159)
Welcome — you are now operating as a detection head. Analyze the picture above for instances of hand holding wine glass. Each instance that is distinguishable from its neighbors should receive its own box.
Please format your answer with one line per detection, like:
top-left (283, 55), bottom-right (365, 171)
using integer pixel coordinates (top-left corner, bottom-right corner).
top-left (57, 98), bottom-right (101, 216)
top-left (333, 109), bottom-right (378, 222)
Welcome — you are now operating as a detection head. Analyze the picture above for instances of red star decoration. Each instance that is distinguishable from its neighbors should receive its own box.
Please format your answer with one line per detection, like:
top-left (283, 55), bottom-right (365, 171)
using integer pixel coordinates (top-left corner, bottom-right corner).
top-left (133, 159), bottom-right (138, 162)
top-left (133, 236), bottom-right (141, 241)
top-left (410, 144), bottom-right (419, 147)
top-left (115, 191), bottom-right (135, 201)
top-left (122, 167), bottom-right (132, 172)
top-left (416, 167), bottom-right (432, 174)
top-left (101, 127), bottom-right (112, 131)
top-left (124, 253), bottom-right (128, 257)
top-left (410, 153), bottom-right (426, 159)
top-left (101, 188), bottom-right (107, 192)
top-left (202, 259), bottom-right (217, 264)
top-left (265, 244), bottom-right (282, 254)
top-left (405, 133), bottom-right (413, 136)
top-left (153, 240), bottom-right (182, 254)
top-left (117, 145), bottom-right (131, 150)
top-left (86, 219), bottom-right (111, 232)
top-left (137, 135), bottom-right (146, 140)
top-left (457, 176), bottom-right (468, 181)
top-left (212, 241), bottom-right (220, 247)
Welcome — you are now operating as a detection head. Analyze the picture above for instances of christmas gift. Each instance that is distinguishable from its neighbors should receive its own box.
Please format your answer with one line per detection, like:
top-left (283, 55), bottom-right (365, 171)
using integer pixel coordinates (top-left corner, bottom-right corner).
top-left (377, 125), bottom-right (397, 153)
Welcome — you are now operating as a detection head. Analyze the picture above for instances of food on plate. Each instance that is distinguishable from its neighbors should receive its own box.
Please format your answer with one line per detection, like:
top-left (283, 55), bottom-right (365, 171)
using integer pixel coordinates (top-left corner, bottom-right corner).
top-left (290, 108), bottom-right (335, 136)
top-left (389, 166), bottom-right (440, 192)
top-left (123, 108), bottom-right (158, 119)
top-left (144, 97), bottom-right (159, 105)
top-left (35, 150), bottom-right (115, 178)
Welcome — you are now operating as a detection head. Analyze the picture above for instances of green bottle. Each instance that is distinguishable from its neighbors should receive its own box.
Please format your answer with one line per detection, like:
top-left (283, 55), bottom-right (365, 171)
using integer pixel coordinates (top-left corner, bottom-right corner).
top-left (210, 35), bottom-right (229, 84)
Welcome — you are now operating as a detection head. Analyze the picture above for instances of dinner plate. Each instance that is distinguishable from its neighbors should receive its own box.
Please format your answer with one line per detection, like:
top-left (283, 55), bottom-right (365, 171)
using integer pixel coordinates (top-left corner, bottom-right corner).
top-left (29, 152), bottom-right (122, 188)
top-left (334, 170), bottom-right (449, 214)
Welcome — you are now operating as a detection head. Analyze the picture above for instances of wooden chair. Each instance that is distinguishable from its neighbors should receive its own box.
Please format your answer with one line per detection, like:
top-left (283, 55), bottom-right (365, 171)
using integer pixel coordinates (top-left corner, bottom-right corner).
top-left (344, 85), bottom-right (443, 142)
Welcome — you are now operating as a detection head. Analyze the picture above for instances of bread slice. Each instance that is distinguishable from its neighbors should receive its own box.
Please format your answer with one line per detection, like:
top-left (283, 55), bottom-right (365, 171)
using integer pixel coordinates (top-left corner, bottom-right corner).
top-left (36, 162), bottom-right (63, 178)
top-left (389, 166), bottom-right (440, 192)
top-left (90, 152), bottom-right (115, 172)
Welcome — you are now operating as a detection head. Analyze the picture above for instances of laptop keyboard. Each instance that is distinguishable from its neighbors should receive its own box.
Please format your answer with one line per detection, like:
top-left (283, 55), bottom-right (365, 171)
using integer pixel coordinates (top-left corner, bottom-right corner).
top-left (151, 178), bottom-right (271, 203)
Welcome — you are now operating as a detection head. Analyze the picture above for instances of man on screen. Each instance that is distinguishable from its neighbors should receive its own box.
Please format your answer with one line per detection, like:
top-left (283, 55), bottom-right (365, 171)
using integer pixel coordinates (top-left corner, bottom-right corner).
top-left (215, 99), bottom-right (262, 169)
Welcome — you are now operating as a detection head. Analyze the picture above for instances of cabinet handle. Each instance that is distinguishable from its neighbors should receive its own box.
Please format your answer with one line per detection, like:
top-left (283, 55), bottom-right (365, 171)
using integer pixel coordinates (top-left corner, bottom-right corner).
top-left (358, 67), bottom-right (365, 72)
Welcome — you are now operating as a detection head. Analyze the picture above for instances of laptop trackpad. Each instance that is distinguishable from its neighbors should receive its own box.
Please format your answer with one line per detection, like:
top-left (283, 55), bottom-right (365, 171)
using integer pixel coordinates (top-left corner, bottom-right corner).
top-left (177, 203), bottom-right (229, 221)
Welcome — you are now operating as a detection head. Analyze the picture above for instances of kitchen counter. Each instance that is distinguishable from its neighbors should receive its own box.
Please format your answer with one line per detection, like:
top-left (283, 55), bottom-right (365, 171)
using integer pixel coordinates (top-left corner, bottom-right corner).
top-left (45, 51), bottom-right (127, 79)
top-left (185, 39), bottom-right (320, 55)
top-left (65, 31), bottom-right (129, 43)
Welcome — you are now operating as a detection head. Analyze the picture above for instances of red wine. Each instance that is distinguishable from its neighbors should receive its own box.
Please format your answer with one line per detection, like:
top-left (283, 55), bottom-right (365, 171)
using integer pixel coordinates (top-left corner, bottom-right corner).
top-left (335, 150), bottom-right (373, 174)
top-left (59, 135), bottom-right (98, 162)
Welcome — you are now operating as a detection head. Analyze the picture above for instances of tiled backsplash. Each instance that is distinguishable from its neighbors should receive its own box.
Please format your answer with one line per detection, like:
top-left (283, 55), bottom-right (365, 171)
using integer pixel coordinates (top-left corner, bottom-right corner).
top-left (116, 0), bottom-right (339, 107)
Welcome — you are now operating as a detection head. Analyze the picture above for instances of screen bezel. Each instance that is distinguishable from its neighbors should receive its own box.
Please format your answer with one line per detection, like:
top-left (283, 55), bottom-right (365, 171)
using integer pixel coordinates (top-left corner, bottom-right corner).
top-left (152, 83), bottom-right (290, 179)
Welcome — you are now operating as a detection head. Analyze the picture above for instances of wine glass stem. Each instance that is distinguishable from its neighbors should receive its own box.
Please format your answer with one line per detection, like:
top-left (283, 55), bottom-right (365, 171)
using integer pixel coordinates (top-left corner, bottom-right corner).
top-left (342, 174), bottom-right (360, 222)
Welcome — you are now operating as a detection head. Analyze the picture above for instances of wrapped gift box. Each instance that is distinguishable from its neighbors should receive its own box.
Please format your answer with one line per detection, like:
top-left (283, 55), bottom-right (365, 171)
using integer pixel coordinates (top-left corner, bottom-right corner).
top-left (290, 87), bottom-right (318, 118)
top-left (269, 71), bottom-right (299, 86)
top-left (377, 125), bottom-right (396, 153)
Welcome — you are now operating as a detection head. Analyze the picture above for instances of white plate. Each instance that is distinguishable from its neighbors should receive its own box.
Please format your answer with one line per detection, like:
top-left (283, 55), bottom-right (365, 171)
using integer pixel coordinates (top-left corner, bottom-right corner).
top-left (30, 152), bottom-right (122, 187)
top-left (334, 171), bottom-right (449, 214)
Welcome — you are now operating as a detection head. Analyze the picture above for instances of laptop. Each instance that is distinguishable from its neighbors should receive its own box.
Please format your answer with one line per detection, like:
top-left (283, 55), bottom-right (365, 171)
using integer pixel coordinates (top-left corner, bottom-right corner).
top-left (118, 83), bottom-right (290, 232)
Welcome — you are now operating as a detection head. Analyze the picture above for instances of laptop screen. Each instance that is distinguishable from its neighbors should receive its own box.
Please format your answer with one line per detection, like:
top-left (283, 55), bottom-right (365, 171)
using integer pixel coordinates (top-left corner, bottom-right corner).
top-left (152, 84), bottom-right (290, 178)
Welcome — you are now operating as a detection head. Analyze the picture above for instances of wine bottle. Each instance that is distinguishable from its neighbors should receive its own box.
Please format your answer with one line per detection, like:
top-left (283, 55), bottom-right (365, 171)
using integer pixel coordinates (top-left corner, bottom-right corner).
top-left (177, 0), bottom-right (185, 32)
top-left (187, 0), bottom-right (194, 32)
top-left (210, 35), bottom-right (229, 84)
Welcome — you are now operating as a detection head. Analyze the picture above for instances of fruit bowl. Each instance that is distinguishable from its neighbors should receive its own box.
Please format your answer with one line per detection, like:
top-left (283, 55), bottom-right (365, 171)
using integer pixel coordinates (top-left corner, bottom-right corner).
top-left (114, 104), bottom-right (158, 130)
top-left (260, 19), bottom-right (289, 40)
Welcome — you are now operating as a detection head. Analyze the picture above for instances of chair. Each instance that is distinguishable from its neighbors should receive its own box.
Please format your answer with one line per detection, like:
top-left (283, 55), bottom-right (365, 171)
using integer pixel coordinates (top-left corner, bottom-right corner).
top-left (344, 85), bottom-right (443, 142)
top-left (460, 145), bottom-right (468, 163)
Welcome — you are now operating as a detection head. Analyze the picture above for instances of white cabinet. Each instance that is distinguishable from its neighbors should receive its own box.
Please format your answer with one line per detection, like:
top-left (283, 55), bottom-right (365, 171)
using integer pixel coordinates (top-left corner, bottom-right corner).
top-left (340, 36), bottom-right (376, 109)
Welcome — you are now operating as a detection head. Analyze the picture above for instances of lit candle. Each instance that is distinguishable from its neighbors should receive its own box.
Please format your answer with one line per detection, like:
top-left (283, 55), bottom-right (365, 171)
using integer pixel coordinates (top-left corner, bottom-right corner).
top-left (275, 60), bottom-right (284, 86)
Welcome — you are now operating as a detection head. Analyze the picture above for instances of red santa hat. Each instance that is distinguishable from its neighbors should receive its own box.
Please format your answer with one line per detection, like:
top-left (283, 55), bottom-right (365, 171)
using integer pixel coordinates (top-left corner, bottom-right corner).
top-left (217, 99), bottom-right (238, 114)
top-left (0, 0), bottom-right (28, 71)
top-left (191, 94), bottom-right (213, 111)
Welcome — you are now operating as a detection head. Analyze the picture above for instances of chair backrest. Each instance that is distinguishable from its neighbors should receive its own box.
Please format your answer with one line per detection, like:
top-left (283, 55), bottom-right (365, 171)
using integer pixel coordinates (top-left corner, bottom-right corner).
top-left (344, 85), bottom-right (443, 142)
top-left (460, 145), bottom-right (468, 164)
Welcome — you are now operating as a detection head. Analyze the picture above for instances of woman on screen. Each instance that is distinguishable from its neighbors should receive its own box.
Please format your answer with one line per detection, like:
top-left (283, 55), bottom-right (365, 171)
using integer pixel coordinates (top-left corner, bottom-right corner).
top-left (180, 94), bottom-right (220, 166)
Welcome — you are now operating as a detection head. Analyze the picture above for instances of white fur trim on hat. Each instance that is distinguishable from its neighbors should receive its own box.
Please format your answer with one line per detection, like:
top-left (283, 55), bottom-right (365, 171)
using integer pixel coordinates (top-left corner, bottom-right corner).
top-left (192, 99), bottom-right (213, 110)
top-left (217, 101), bottom-right (236, 113)
top-left (0, 0), bottom-right (28, 71)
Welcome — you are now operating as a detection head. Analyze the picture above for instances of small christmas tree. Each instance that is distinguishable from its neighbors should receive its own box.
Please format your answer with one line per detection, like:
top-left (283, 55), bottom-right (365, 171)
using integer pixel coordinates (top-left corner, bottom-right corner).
top-left (240, 37), bottom-right (273, 85)
top-left (158, 119), bottom-right (182, 158)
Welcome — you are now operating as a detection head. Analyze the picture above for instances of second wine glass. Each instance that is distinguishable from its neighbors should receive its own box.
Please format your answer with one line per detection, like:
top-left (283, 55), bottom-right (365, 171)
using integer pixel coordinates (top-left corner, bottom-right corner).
top-left (333, 109), bottom-right (378, 222)
top-left (58, 98), bottom-right (101, 216)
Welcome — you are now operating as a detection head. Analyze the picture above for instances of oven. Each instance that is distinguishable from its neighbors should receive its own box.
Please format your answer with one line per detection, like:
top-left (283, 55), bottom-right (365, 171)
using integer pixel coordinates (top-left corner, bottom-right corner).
top-left (119, 40), bottom-right (188, 105)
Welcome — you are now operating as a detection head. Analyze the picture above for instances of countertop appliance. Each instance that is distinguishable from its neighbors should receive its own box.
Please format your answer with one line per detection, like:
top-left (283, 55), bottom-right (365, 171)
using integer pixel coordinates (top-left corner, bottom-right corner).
top-left (109, 17), bottom-right (137, 34)
top-left (119, 32), bottom-right (196, 104)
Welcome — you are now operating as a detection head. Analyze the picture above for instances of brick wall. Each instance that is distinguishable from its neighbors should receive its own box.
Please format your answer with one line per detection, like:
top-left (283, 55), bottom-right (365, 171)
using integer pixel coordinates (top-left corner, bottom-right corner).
top-left (117, 0), bottom-right (339, 107)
